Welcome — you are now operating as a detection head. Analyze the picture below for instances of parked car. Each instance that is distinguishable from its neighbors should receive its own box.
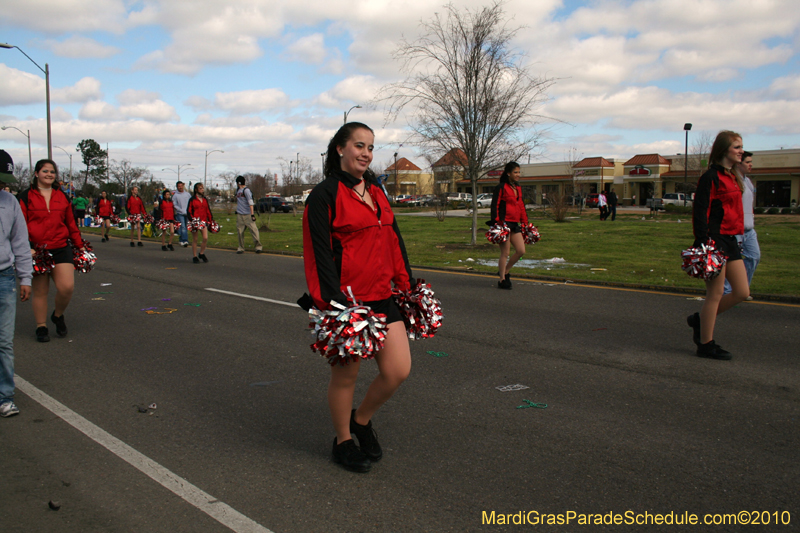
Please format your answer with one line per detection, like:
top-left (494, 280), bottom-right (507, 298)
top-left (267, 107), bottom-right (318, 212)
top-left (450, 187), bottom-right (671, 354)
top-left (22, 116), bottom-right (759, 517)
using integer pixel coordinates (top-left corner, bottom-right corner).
top-left (257, 197), bottom-right (292, 213)
top-left (661, 192), bottom-right (693, 207)
top-left (475, 193), bottom-right (492, 208)
top-left (398, 195), bottom-right (421, 207)
top-left (585, 193), bottom-right (600, 208)
top-left (446, 192), bottom-right (473, 204)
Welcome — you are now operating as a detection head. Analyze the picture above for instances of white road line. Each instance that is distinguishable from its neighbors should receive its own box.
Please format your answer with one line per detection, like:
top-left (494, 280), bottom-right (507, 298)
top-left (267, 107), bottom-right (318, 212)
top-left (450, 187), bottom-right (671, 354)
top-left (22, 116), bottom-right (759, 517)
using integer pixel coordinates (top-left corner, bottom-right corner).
top-left (205, 288), bottom-right (300, 308)
top-left (15, 376), bottom-right (273, 533)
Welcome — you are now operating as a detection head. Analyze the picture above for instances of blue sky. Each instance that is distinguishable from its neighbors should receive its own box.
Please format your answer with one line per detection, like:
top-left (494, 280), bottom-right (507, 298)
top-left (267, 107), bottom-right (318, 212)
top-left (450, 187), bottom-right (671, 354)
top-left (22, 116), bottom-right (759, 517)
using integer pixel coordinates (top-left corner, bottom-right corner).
top-left (1, 0), bottom-right (798, 187)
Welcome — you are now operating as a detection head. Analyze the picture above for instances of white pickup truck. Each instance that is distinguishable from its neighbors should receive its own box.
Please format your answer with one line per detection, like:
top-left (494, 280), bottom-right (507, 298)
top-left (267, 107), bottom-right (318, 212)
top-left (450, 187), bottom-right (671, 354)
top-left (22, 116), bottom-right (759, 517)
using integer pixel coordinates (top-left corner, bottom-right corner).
top-left (648, 193), bottom-right (693, 209)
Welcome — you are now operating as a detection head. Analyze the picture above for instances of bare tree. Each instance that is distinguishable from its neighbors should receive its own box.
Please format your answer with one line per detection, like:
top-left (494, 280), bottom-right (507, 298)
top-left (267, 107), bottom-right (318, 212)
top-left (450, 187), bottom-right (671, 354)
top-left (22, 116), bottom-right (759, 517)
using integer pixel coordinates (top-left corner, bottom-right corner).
top-left (379, 2), bottom-right (555, 244)
top-left (13, 163), bottom-right (30, 191)
top-left (109, 159), bottom-right (150, 194)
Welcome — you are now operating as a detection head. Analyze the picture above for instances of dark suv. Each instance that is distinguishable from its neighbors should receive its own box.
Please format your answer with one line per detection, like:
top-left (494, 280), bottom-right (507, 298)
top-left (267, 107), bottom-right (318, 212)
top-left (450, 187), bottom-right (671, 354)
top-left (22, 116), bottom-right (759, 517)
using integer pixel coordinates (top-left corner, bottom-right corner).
top-left (257, 197), bottom-right (292, 213)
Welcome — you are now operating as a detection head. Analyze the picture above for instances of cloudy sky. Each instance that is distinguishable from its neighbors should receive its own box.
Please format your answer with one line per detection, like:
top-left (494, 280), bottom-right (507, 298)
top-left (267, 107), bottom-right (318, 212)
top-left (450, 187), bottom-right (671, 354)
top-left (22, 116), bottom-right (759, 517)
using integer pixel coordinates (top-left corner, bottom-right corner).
top-left (1, 0), bottom-right (798, 188)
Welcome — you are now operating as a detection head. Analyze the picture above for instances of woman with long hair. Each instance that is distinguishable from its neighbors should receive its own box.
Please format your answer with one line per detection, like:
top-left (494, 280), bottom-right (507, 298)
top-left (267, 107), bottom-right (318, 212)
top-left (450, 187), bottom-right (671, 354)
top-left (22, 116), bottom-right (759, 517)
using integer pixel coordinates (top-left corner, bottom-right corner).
top-left (157, 190), bottom-right (176, 251)
top-left (96, 190), bottom-right (114, 242)
top-left (187, 183), bottom-right (213, 263)
top-left (301, 122), bottom-right (415, 473)
top-left (17, 160), bottom-right (86, 342)
top-left (126, 186), bottom-right (146, 247)
top-left (489, 161), bottom-right (528, 289)
top-left (687, 130), bottom-right (749, 360)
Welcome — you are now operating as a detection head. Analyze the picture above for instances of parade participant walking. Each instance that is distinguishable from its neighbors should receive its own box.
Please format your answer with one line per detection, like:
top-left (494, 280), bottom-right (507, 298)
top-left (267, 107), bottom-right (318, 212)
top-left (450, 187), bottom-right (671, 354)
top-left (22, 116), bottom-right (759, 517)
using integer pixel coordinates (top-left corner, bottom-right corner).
top-left (607, 189), bottom-right (618, 221)
top-left (126, 186), bottom-right (146, 247)
top-left (489, 161), bottom-right (528, 290)
top-left (18, 160), bottom-right (86, 342)
top-left (96, 190), bottom-right (114, 242)
top-left (598, 190), bottom-right (608, 220)
top-left (172, 181), bottom-right (191, 247)
top-left (234, 175), bottom-right (263, 254)
top-left (724, 151), bottom-right (759, 299)
top-left (0, 151), bottom-right (33, 417)
top-left (687, 131), bottom-right (749, 360)
top-left (302, 122), bottom-right (415, 473)
top-left (157, 190), bottom-right (176, 251)
top-left (187, 183), bottom-right (213, 263)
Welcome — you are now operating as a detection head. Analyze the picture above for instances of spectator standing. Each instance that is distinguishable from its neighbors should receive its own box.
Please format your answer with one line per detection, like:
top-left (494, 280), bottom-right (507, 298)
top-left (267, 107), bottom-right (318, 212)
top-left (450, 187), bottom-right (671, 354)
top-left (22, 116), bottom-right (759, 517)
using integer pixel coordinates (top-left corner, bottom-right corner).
top-left (172, 181), bottom-right (191, 247)
top-left (0, 151), bottom-right (33, 417)
top-left (72, 192), bottom-right (89, 227)
top-left (607, 189), bottom-right (618, 221)
top-left (234, 176), bottom-right (263, 254)
top-left (724, 151), bottom-right (759, 299)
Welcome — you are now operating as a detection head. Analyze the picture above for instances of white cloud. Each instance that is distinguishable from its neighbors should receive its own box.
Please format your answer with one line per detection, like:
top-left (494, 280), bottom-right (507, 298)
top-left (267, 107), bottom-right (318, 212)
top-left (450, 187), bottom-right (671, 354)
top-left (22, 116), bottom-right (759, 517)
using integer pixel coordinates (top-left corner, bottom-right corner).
top-left (284, 33), bottom-right (327, 64)
top-left (214, 89), bottom-right (291, 115)
top-left (0, 65), bottom-right (43, 106)
top-left (117, 89), bottom-right (162, 105)
top-left (769, 75), bottom-right (800, 99)
top-left (51, 107), bottom-right (73, 122)
top-left (314, 75), bottom-right (381, 109)
top-left (53, 77), bottom-right (103, 104)
top-left (78, 100), bottom-right (124, 121)
top-left (1, 0), bottom-right (129, 33)
top-left (185, 96), bottom-right (214, 111)
top-left (44, 36), bottom-right (121, 58)
top-left (120, 100), bottom-right (179, 122)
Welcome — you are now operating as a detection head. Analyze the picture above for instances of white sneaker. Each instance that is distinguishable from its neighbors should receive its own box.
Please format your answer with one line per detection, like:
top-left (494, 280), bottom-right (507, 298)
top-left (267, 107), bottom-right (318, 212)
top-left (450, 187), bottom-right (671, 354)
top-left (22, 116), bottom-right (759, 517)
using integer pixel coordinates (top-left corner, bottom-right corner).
top-left (0, 401), bottom-right (19, 417)
top-left (181, 242), bottom-right (189, 247)
top-left (746, 296), bottom-right (754, 301)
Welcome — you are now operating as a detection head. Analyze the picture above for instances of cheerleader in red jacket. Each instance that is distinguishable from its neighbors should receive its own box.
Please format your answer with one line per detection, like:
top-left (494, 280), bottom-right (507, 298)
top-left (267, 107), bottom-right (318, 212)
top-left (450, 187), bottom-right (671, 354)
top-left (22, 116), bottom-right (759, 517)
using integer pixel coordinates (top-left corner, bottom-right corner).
top-left (17, 160), bottom-right (86, 342)
top-left (302, 122), bottom-right (414, 473)
top-left (126, 186), bottom-right (146, 247)
top-left (687, 130), bottom-right (749, 360)
top-left (96, 190), bottom-right (114, 242)
top-left (489, 161), bottom-right (528, 289)
top-left (187, 183), bottom-right (213, 263)
top-left (156, 190), bottom-right (176, 251)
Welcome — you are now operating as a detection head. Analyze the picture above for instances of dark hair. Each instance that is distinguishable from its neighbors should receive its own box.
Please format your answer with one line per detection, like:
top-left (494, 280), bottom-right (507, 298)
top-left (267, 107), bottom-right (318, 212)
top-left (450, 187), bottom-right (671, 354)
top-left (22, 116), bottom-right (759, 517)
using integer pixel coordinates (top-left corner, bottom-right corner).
top-left (498, 161), bottom-right (520, 185)
top-left (99, 190), bottom-right (108, 199)
top-left (163, 190), bottom-right (172, 200)
top-left (193, 182), bottom-right (204, 197)
top-left (176, 181), bottom-right (184, 186)
top-left (236, 175), bottom-right (246, 186)
top-left (32, 159), bottom-right (60, 190)
top-left (324, 122), bottom-right (375, 180)
top-left (708, 130), bottom-right (744, 191)
top-left (742, 151), bottom-right (753, 159)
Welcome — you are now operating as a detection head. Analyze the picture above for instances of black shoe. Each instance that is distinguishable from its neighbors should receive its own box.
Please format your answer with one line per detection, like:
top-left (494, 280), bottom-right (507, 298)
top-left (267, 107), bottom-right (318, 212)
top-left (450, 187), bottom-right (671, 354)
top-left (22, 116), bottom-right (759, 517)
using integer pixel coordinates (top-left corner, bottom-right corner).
top-left (498, 278), bottom-right (512, 290)
top-left (687, 312), bottom-right (701, 346)
top-left (697, 341), bottom-right (732, 360)
top-left (162, 245), bottom-right (168, 251)
top-left (168, 244), bottom-right (174, 251)
top-left (193, 256), bottom-right (200, 264)
top-left (350, 409), bottom-right (382, 462)
top-left (51, 312), bottom-right (67, 337)
top-left (236, 250), bottom-right (244, 254)
top-left (137, 241), bottom-right (143, 247)
top-left (199, 253), bottom-right (208, 263)
top-left (36, 326), bottom-right (50, 343)
top-left (255, 249), bottom-right (262, 254)
top-left (332, 438), bottom-right (371, 473)
top-left (130, 241), bottom-right (135, 247)
top-left (505, 273), bottom-right (511, 281)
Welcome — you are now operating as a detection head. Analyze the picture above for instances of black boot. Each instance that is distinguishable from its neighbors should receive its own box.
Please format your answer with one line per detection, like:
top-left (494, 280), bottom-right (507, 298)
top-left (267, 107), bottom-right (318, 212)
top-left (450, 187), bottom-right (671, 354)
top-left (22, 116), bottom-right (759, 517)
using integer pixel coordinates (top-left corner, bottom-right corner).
top-left (697, 340), bottom-right (732, 360)
top-left (51, 312), bottom-right (67, 337)
top-left (687, 312), bottom-right (701, 346)
top-left (332, 438), bottom-right (371, 473)
top-left (350, 409), bottom-right (382, 462)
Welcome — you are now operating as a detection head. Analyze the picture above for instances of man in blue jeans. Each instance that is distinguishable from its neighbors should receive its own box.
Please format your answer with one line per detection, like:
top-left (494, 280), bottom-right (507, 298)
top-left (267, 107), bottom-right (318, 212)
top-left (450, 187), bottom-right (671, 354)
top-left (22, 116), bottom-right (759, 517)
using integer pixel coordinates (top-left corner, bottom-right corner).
top-left (724, 151), bottom-right (759, 300)
top-left (172, 181), bottom-right (192, 247)
top-left (0, 150), bottom-right (33, 418)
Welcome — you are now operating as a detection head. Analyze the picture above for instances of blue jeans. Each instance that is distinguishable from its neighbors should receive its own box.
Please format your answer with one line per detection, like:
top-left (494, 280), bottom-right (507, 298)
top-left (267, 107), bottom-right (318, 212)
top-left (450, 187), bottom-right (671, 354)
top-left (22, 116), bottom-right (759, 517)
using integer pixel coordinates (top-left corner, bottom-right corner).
top-left (176, 213), bottom-right (189, 243)
top-left (724, 228), bottom-right (761, 294)
top-left (0, 266), bottom-right (17, 403)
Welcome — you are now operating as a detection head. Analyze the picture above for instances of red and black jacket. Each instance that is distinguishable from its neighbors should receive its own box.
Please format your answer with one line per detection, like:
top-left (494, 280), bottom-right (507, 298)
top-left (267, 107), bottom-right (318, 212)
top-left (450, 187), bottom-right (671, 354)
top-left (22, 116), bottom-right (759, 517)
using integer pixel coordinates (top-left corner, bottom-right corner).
top-left (302, 169), bottom-right (413, 310)
top-left (187, 196), bottom-right (213, 222)
top-left (96, 198), bottom-right (113, 217)
top-left (160, 199), bottom-right (175, 221)
top-left (18, 187), bottom-right (84, 249)
top-left (692, 164), bottom-right (744, 245)
top-left (489, 182), bottom-right (528, 225)
top-left (126, 195), bottom-right (146, 215)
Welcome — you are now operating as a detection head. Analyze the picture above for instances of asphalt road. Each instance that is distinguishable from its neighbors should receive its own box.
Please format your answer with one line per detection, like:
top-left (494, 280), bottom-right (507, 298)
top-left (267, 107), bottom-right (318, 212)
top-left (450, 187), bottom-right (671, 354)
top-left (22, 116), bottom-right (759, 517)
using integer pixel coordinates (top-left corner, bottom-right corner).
top-left (2, 237), bottom-right (798, 532)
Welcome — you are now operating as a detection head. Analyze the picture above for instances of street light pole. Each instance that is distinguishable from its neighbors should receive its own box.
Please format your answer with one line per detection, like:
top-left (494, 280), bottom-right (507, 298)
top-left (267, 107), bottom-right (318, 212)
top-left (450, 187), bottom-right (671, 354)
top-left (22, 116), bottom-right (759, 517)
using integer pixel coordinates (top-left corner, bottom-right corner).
top-left (1, 43), bottom-right (52, 159)
top-left (393, 152), bottom-right (398, 197)
top-left (683, 123), bottom-right (692, 207)
top-left (55, 145), bottom-right (72, 181)
top-left (1, 126), bottom-right (33, 181)
top-left (162, 164), bottom-right (193, 187)
top-left (204, 149), bottom-right (224, 189)
top-left (343, 105), bottom-right (362, 124)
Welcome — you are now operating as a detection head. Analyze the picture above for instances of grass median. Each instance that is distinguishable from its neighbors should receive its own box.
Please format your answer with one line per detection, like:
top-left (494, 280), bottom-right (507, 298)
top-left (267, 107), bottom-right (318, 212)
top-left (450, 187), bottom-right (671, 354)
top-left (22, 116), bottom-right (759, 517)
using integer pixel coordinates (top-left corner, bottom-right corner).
top-left (83, 209), bottom-right (800, 297)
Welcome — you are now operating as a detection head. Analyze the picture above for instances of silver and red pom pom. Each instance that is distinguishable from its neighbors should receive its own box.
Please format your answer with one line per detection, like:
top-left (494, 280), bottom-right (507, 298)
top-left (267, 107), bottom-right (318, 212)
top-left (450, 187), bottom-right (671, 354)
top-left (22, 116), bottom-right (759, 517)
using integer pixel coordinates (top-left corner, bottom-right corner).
top-left (486, 222), bottom-right (510, 244)
top-left (189, 217), bottom-right (206, 231)
top-left (127, 214), bottom-right (143, 224)
top-left (521, 223), bottom-right (541, 245)
top-left (681, 239), bottom-right (727, 280)
top-left (392, 279), bottom-right (443, 340)
top-left (308, 301), bottom-right (388, 366)
top-left (143, 214), bottom-right (155, 225)
top-left (94, 216), bottom-right (103, 226)
top-left (72, 241), bottom-right (97, 273)
top-left (32, 245), bottom-right (55, 276)
top-left (109, 214), bottom-right (121, 224)
top-left (207, 220), bottom-right (220, 233)
top-left (156, 219), bottom-right (174, 231)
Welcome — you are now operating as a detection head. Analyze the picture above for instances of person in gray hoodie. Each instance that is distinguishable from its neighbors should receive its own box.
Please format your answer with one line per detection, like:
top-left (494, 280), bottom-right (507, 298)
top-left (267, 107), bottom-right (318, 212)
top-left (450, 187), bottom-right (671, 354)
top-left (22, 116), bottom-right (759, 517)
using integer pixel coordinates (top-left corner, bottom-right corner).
top-left (0, 150), bottom-right (33, 418)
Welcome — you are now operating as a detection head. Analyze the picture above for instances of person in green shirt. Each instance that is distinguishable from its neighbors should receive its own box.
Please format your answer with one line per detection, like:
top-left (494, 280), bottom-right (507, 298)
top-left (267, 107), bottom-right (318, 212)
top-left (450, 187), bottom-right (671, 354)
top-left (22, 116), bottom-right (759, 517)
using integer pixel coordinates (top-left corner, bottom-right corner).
top-left (72, 193), bottom-right (90, 227)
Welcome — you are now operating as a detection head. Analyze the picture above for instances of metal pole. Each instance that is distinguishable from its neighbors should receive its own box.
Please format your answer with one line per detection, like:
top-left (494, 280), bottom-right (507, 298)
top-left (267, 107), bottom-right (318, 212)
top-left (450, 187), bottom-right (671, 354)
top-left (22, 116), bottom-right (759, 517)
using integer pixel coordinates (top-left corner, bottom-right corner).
top-left (684, 130), bottom-right (689, 207)
top-left (45, 63), bottom-right (52, 159)
top-left (27, 130), bottom-right (33, 181)
top-left (204, 150), bottom-right (208, 189)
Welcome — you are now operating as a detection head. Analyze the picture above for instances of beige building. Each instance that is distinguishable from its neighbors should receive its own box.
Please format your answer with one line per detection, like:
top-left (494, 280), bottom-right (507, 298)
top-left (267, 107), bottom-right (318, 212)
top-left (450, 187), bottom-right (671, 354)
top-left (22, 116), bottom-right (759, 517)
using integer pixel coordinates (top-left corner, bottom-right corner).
top-left (384, 157), bottom-right (433, 196)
